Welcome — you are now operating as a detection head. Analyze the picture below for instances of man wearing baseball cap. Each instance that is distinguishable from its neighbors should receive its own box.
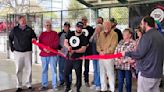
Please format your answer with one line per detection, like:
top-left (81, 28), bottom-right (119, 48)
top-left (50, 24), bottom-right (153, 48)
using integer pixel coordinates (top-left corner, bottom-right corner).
top-left (110, 18), bottom-right (123, 43)
top-left (110, 18), bottom-right (123, 88)
top-left (58, 22), bottom-right (72, 86)
top-left (64, 21), bottom-right (88, 92)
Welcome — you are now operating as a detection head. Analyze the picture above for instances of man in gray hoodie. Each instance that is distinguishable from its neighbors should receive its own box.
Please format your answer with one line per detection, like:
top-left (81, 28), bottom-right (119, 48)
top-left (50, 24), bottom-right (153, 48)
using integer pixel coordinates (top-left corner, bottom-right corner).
top-left (122, 16), bottom-right (164, 92)
top-left (58, 22), bottom-right (72, 86)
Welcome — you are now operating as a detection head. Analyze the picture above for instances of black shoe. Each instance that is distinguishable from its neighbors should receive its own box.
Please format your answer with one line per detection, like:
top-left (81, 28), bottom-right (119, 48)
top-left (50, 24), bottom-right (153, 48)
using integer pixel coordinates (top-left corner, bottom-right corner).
top-left (28, 87), bottom-right (34, 91)
top-left (64, 88), bottom-right (72, 92)
top-left (77, 89), bottom-right (80, 92)
top-left (159, 81), bottom-right (163, 88)
top-left (85, 82), bottom-right (90, 87)
top-left (59, 82), bottom-right (65, 86)
top-left (39, 86), bottom-right (48, 91)
top-left (16, 88), bottom-right (22, 92)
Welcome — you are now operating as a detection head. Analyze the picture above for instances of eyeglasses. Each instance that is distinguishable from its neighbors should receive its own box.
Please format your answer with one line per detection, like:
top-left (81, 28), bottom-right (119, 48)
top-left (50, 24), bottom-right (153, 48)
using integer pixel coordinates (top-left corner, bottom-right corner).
top-left (46, 25), bottom-right (51, 27)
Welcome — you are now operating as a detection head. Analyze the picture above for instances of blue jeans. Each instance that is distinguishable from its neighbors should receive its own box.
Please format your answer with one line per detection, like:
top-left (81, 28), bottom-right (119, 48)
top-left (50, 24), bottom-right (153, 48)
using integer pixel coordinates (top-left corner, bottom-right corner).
top-left (41, 56), bottom-right (58, 88)
top-left (91, 42), bottom-right (101, 87)
top-left (58, 56), bottom-right (72, 83)
top-left (93, 60), bottom-right (101, 87)
top-left (118, 70), bottom-right (132, 92)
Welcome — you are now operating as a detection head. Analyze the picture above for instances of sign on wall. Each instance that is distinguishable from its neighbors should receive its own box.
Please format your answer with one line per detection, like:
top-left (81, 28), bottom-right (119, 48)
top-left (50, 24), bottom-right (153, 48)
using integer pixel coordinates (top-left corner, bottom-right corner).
top-left (129, 2), bottom-right (164, 30)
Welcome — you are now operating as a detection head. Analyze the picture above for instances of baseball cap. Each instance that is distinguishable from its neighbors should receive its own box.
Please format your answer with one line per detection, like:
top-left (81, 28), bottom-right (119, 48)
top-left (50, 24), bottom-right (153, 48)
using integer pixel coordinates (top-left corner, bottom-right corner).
top-left (76, 21), bottom-right (83, 28)
top-left (110, 18), bottom-right (117, 24)
top-left (64, 22), bottom-right (70, 27)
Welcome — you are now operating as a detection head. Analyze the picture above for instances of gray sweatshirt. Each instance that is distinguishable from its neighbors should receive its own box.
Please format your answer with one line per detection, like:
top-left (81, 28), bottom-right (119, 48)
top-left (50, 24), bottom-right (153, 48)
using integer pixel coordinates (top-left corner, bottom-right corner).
top-left (58, 30), bottom-right (69, 56)
top-left (125, 28), bottom-right (164, 78)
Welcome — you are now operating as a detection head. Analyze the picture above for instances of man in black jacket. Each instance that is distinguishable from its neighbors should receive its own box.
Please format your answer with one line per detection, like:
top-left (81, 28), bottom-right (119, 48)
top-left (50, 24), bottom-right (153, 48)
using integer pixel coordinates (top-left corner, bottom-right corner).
top-left (9, 16), bottom-right (37, 92)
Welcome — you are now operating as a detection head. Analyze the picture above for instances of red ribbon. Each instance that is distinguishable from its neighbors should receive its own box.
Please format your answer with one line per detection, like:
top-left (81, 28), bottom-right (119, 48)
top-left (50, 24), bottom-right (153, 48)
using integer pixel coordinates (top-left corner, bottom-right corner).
top-left (32, 40), bottom-right (123, 60)
top-left (79, 53), bottom-right (123, 60)
top-left (32, 40), bottom-right (67, 59)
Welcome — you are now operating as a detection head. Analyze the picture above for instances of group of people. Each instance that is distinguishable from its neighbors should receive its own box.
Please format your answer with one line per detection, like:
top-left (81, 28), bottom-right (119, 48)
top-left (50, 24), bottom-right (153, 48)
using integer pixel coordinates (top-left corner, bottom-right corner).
top-left (9, 15), bottom-right (164, 92)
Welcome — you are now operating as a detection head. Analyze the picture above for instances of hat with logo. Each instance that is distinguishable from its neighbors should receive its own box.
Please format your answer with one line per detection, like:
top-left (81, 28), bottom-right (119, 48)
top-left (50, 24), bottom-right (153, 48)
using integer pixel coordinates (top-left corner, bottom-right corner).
top-left (76, 21), bottom-right (83, 28)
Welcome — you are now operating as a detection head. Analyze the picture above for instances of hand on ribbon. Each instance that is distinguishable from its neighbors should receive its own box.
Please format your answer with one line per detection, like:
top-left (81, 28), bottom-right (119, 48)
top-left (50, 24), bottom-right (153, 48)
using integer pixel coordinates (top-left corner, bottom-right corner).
top-left (68, 46), bottom-right (72, 52)
top-left (43, 48), bottom-right (50, 53)
top-left (121, 51), bottom-right (125, 57)
top-left (32, 40), bottom-right (123, 60)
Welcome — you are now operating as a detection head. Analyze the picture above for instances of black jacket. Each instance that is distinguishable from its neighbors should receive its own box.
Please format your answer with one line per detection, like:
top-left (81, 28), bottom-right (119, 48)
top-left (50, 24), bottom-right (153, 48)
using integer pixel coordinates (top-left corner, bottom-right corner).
top-left (9, 25), bottom-right (37, 52)
top-left (83, 26), bottom-right (94, 55)
top-left (114, 28), bottom-right (123, 43)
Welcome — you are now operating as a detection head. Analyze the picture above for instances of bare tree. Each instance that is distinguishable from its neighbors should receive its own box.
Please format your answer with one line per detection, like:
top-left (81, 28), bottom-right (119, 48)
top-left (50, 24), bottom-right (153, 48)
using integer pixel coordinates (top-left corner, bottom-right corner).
top-left (0, 0), bottom-right (42, 14)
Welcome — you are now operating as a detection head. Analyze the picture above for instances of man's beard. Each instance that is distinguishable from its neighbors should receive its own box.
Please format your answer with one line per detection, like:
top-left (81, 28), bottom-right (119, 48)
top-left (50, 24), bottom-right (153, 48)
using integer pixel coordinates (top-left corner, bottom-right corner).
top-left (141, 26), bottom-right (146, 33)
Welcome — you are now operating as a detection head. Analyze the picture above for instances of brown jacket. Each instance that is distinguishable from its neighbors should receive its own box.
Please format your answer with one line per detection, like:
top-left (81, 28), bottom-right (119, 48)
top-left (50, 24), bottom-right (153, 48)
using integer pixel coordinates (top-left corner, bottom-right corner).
top-left (97, 30), bottom-right (118, 54)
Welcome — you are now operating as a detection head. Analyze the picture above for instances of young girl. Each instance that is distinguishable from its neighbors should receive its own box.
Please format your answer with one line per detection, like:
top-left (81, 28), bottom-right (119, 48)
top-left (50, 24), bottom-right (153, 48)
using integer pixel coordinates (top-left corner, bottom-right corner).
top-left (115, 28), bottom-right (136, 92)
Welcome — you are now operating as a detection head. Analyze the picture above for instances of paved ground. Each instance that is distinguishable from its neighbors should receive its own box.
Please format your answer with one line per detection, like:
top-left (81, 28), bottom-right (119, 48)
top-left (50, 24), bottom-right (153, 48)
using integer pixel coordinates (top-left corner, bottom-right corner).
top-left (0, 52), bottom-right (163, 92)
top-left (0, 81), bottom-right (138, 92)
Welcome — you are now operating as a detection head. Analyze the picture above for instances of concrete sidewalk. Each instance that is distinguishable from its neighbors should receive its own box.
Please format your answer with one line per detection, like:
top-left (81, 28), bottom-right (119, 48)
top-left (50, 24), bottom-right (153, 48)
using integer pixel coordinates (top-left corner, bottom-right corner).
top-left (0, 52), bottom-right (163, 92)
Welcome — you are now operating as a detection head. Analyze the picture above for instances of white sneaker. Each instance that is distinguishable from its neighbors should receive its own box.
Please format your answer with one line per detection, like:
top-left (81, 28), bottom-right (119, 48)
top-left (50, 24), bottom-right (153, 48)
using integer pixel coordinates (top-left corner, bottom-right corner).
top-left (95, 86), bottom-right (101, 91)
top-left (108, 89), bottom-right (115, 92)
top-left (53, 87), bottom-right (59, 92)
top-left (69, 89), bottom-right (72, 92)
top-left (90, 85), bottom-right (96, 89)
